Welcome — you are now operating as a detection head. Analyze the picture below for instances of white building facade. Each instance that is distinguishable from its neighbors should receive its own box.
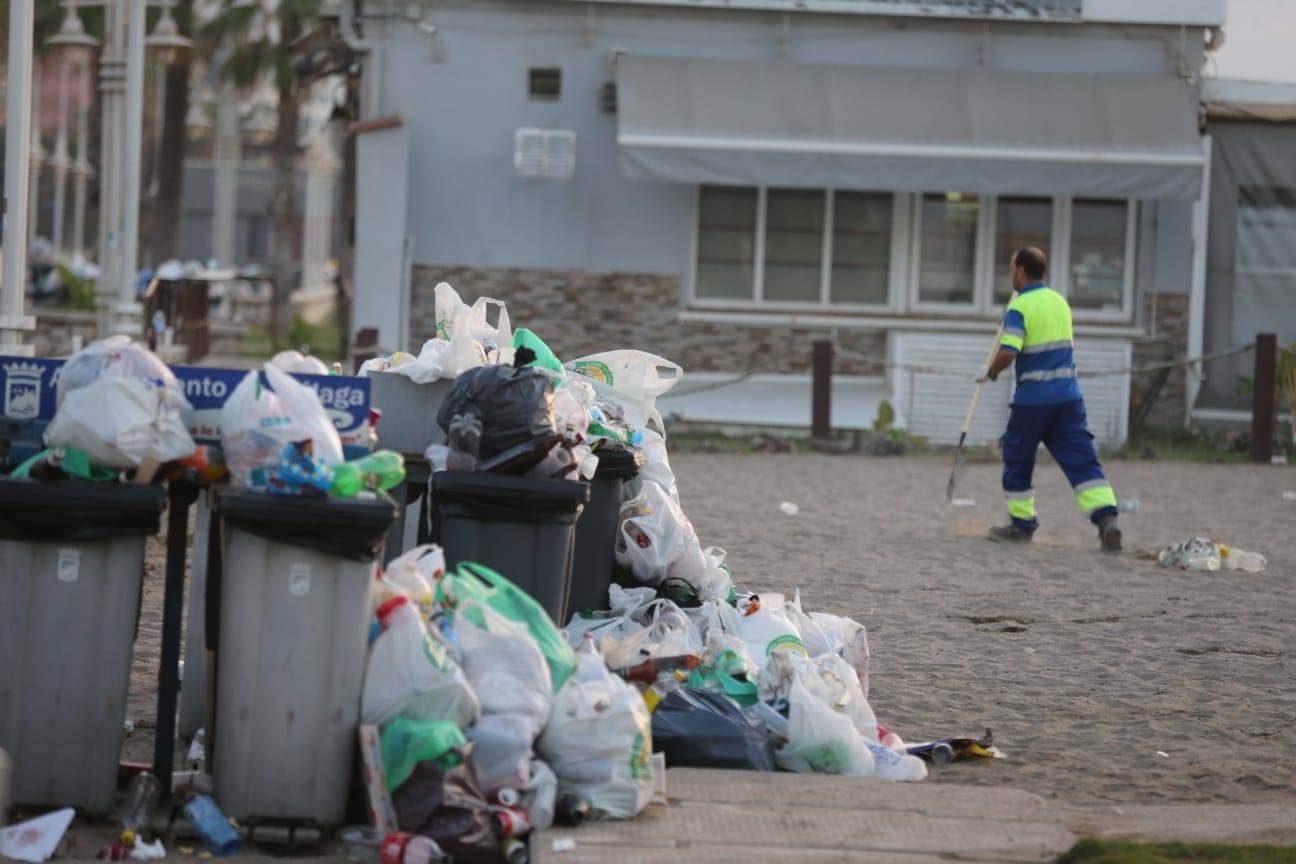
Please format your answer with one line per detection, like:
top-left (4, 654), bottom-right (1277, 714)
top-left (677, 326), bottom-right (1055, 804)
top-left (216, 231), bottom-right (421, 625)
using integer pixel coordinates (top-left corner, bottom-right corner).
top-left (343, 0), bottom-right (1223, 444)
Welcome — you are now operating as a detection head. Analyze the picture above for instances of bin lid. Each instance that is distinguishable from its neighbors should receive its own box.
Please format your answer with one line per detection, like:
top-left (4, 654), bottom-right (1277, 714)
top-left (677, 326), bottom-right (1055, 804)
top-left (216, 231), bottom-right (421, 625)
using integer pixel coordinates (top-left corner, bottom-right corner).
top-left (433, 471), bottom-right (590, 518)
top-left (0, 479), bottom-right (167, 542)
top-left (214, 487), bottom-right (398, 562)
top-left (594, 446), bottom-right (644, 480)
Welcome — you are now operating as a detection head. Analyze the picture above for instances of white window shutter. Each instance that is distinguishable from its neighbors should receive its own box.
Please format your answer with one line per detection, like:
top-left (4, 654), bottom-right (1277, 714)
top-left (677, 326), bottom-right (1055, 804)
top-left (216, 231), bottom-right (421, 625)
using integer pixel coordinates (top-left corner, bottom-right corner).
top-left (514, 128), bottom-right (576, 180)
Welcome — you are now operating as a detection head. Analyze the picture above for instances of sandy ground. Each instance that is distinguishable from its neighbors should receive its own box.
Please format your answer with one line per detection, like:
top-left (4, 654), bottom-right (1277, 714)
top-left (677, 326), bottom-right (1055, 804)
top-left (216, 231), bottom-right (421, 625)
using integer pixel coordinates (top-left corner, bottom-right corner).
top-left (672, 453), bottom-right (1296, 808)
top-left (94, 453), bottom-right (1294, 858)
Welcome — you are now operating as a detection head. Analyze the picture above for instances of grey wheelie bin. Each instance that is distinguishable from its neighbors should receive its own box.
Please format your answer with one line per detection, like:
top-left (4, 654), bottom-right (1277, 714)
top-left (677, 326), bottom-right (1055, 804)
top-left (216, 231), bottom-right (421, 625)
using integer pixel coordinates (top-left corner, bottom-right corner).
top-left (0, 479), bottom-right (167, 814)
top-left (568, 446), bottom-right (643, 614)
top-left (431, 472), bottom-right (588, 624)
top-left (210, 488), bottom-right (396, 826)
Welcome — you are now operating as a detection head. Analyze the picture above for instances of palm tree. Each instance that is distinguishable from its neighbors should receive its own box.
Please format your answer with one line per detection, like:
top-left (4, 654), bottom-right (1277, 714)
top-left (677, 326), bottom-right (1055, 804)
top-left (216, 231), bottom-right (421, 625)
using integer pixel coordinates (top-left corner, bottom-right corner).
top-left (201, 0), bottom-right (324, 350)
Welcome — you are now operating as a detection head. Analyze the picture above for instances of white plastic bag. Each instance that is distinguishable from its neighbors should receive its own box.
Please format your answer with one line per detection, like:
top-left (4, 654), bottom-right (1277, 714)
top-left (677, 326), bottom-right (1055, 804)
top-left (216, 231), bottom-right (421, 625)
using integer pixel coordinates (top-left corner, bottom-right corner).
top-left (775, 677), bottom-right (875, 777)
top-left (809, 611), bottom-right (872, 698)
top-left (786, 589), bottom-right (838, 658)
top-left (46, 376), bottom-right (195, 469)
top-left (633, 429), bottom-right (677, 500)
top-left (55, 335), bottom-right (176, 405)
top-left (698, 547), bottom-right (734, 603)
top-left (865, 738), bottom-right (927, 782)
top-left (812, 654), bottom-right (878, 741)
top-left (376, 545), bottom-right (446, 620)
top-left (456, 600), bottom-right (553, 738)
top-left (466, 714), bottom-right (535, 794)
top-left (434, 281), bottom-right (513, 364)
top-left (616, 483), bottom-right (708, 588)
top-left (718, 593), bottom-right (808, 669)
top-left (220, 364), bottom-right (344, 487)
top-left (538, 640), bottom-right (654, 820)
top-left (270, 349), bottom-right (329, 375)
top-left (392, 337), bottom-right (486, 384)
top-left (361, 598), bottom-right (479, 729)
top-left (46, 336), bottom-right (195, 469)
top-left (565, 351), bottom-right (682, 401)
top-left (701, 629), bottom-right (758, 680)
top-left (521, 759), bottom-right (558, 831)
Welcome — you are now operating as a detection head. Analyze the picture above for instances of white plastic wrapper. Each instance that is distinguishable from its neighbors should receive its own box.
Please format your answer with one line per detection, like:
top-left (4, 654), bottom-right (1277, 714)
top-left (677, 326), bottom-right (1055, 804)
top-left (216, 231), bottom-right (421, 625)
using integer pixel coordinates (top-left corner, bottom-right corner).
top-left (45, 336), bottom-right (195, 469)
top-left (219, 363), bottom-right (344, 487)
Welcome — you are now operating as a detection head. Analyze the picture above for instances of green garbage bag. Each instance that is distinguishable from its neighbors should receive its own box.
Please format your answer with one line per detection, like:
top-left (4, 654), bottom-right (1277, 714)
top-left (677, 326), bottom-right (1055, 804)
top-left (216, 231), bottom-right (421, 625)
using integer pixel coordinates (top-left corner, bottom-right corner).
top-left (512, 328), bottom-right (565, 374)
top-left (380, 717), bottom-right (466, 792)
top-left (12, 447), bottom-right (117, 482)
top-left (687, 665), bottom-right (759, 707)
top-left (436, 562), bottom-right (578, 692)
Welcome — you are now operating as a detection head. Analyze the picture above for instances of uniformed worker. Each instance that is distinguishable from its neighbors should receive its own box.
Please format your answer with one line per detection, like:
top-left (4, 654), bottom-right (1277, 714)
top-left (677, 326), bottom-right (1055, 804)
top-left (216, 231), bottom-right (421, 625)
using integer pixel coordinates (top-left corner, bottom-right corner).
top-left (981, 246), bottom-right (1122, 552)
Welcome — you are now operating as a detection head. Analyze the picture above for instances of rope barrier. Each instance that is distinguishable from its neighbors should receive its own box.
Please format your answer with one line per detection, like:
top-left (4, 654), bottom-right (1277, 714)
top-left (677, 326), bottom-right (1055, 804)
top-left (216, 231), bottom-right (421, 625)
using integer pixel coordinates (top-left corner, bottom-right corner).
top-left (663, 342), bottom-right (1256, 398)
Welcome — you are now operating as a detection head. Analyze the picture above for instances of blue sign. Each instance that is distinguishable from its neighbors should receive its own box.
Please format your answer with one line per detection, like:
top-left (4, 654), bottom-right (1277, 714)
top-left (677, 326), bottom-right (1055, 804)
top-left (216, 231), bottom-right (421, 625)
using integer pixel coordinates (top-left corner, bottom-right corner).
top-left (1, 357), bottom-right (372, 460)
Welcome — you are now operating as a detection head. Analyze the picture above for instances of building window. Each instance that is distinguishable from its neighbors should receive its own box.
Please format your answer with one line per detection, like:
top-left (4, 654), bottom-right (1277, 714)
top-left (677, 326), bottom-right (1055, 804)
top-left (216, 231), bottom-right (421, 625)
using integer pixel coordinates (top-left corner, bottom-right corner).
top-left (693, 186), bottom-right (895, 307)
top-left (1068, 199), bottom-right (1129, 312)
top-left (916, 192), bottom-right (979, 306)
top-left (831, 192), bottom-right (892, 305)
top-left (695, 186), bottom-right (758, 301)
top-left (528, 68), bottom-right (561, 101)
top-left (762, 189), bottom-right (825, 302)
top-left (994, 197), bottom-right (1053, 304)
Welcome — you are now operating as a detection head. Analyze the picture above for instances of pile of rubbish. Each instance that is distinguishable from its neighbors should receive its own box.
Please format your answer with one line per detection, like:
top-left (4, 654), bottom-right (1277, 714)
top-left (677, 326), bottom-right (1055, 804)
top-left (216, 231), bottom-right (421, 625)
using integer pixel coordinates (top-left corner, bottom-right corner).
top-left (1156, 537), bottom-right (1267, 572)
top-left (342, 282), bottom-right (1020, 862)
top-left (3, 284), bottom-right (1008, 864)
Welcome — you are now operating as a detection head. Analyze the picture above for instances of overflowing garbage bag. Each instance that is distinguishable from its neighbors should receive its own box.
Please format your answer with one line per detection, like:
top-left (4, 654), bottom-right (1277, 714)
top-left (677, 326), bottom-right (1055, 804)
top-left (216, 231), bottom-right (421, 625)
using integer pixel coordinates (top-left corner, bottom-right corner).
top-left (537, 637), bottom-right (655, 820)
top-left (651, 688), bottom-right (776, 771)
top-left (44, 335), bottom-right (195, 469)
top-left (361, 596), bottom-right (479, 729)
top-left (220, 363), bottom-right (344, 488)
top-left (436, 365), bottom-right (558, 467)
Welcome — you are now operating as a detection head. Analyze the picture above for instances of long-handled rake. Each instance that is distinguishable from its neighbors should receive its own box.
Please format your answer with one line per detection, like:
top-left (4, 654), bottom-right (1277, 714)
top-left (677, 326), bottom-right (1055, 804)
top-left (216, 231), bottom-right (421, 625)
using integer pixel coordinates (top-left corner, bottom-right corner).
top-left (946, 293), bottom-right (1017, 502)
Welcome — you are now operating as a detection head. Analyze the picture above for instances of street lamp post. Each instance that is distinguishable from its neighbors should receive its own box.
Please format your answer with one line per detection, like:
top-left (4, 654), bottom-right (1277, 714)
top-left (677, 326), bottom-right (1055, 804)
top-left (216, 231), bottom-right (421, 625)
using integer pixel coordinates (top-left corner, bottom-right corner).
top-left (47, 1), bottom-right (102, 260)
top-left (1, 0), bottom-right (37, 355)
top-left (51, 52), bottom-right (73, 251)
top-left (28, 57), bottom-right (47, 246)
top-left (72, 60), bottom-right (94, 259)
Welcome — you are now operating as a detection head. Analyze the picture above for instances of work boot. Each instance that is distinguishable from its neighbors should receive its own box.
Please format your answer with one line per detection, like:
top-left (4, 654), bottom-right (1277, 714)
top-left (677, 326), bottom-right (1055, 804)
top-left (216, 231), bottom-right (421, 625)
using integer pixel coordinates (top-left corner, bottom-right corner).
top-left (1098, 515), bottom-right (1122, 553)
top-left (987, 524), bottom-right (1032, 543)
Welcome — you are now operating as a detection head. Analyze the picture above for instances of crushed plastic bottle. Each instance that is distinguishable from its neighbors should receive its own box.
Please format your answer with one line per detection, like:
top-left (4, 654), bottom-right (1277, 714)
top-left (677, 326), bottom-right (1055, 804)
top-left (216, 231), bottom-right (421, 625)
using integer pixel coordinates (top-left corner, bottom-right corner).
top-left (331, 450), bottom-right (406, 497)
top-left (1218, 544), bottom-right (1267, 573)
top-left (119, 772), bottom-right (161, 842)
top-left (447, 414), bottom-right (482, 472)
top-left (1117, 498), bottom-right (1140, 513)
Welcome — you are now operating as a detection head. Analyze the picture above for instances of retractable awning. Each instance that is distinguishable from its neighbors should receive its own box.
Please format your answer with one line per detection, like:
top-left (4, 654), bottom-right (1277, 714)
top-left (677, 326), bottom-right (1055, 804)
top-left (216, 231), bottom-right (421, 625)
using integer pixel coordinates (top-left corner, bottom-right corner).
top-left (616, 55), bottom-right (1205, 199)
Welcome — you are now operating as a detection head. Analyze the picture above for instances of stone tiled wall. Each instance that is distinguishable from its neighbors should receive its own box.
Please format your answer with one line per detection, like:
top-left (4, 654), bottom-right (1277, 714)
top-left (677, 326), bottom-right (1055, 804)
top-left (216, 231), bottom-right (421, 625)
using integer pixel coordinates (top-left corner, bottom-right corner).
top-left (1130, 293), bottom-right (1189, 429)
top-left (410, 265), bottom-right (888, 376)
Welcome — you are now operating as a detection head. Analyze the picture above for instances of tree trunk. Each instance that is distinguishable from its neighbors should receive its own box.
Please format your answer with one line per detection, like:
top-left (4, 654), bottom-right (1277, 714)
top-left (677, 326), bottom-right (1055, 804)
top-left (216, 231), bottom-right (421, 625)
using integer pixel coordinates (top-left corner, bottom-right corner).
top-left (337, 119), bottom-right (356, 362)
top-left (149, 0), bottom-right (192, 264)
top-left (269, 77), bottom-right (300, 351)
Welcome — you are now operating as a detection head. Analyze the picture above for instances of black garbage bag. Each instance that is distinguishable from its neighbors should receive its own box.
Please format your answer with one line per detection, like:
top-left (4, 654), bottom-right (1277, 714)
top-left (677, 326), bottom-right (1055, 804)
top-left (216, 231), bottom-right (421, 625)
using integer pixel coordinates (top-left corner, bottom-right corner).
top-left (651, 688), bottom-right (776, 771)
top-left (437, 365), bottom-right (557, 460)
top-left (392, 757), bottom-right (499, 863)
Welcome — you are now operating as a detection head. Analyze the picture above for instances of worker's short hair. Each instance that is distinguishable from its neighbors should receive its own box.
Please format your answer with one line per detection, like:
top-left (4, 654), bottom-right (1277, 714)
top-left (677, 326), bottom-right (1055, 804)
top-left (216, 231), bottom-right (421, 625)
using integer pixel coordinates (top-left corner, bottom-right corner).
top-left (1013, 246), bottom-right (1047, 280)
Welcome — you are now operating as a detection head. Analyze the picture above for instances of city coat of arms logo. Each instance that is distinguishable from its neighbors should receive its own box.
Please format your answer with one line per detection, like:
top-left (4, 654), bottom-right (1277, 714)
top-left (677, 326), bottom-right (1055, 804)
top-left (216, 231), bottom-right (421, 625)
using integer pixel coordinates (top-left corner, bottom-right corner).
top-left (3, 361), bottom-right (44, 419)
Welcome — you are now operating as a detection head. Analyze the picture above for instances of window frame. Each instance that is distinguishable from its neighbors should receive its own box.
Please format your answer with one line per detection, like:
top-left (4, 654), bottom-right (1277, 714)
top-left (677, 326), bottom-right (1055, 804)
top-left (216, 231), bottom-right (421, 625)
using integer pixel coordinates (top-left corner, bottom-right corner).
top-left (1062, 197), bottom-right (1138, 323)
top-left (907, 192), bottom-right (992, 315)
top-left (687, 186), bottom-right (904, 313)
top-left (687, 187), bottom-right (1137, 323)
